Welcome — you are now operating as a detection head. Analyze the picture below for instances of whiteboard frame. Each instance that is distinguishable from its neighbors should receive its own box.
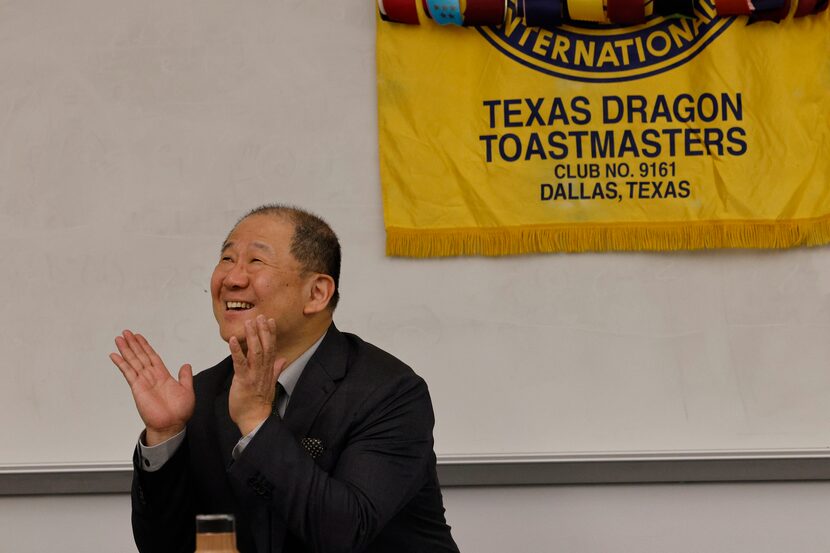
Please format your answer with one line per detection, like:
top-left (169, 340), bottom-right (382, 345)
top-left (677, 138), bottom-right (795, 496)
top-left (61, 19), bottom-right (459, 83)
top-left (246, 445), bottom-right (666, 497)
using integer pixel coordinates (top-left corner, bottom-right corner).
top-left (4, 450), bottom-right (830, 495)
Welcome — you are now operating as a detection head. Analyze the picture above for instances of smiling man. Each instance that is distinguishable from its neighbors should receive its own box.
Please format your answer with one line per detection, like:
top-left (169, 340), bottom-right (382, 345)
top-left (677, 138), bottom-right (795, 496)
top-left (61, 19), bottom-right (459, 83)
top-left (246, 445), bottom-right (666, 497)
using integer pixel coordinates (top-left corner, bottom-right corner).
top-left (110, 205), bottom-right (459, 553)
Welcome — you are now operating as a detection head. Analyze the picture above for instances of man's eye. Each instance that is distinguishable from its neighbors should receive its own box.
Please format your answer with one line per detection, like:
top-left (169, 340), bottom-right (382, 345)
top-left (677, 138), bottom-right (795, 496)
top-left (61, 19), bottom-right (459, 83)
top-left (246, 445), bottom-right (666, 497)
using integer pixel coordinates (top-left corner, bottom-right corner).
top-left (221, 256), bottom-right (233, 262)
top-left (251, 258), bottom-right (263, 264)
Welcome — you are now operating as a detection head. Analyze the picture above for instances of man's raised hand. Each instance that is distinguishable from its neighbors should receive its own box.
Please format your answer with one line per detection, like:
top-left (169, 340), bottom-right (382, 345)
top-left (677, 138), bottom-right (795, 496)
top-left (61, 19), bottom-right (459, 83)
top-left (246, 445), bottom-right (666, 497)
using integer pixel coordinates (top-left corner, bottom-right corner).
top-left (228, 315), bottom-right (287, 436)
top-left (109, 330), bottom-right (195, 446)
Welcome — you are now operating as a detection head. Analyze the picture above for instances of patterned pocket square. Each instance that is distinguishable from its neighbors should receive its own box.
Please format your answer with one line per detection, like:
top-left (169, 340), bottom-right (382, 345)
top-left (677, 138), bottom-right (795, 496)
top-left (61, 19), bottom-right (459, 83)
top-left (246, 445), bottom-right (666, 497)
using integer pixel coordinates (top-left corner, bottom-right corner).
top-left (301, 438), bottom-right (324, 459)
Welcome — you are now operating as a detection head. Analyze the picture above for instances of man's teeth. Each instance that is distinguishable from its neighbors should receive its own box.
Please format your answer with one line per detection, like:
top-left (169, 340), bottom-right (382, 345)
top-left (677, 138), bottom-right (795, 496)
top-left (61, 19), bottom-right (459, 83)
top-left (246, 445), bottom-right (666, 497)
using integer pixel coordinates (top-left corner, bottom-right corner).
top-left (226, 301), bottom-right (254, 310)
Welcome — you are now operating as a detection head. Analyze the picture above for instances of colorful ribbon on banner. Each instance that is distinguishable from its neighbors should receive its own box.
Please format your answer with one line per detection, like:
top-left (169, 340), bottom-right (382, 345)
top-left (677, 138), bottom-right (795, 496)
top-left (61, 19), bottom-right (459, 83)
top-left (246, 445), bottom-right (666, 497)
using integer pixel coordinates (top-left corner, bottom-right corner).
top-left (566, 0), bottom-right (609, 21)
top-left (379, 0), bottom-right (830, 24)
top-left (796, 0), bottom-right (829, 15)
top-left (652, 0), bottom-right (696, 17)
top-left (524, 0), bottom-right (564, 28)
top-left (465, 0), bottom-right (509, 23)
top-left (714, 0), bottom-right (753, 15)
top-left (378, 0), bottom-right (421, 23)
top-left (749, 0), bottom-right (790, 22)
top-left (426, 0), bottom-right (465, 24)
top-left (606, 0), bottom-right (646, 23)
top-left (379, 0), bottom-right (507, 25)
top-left (714, 0), bottom-right (826, 18)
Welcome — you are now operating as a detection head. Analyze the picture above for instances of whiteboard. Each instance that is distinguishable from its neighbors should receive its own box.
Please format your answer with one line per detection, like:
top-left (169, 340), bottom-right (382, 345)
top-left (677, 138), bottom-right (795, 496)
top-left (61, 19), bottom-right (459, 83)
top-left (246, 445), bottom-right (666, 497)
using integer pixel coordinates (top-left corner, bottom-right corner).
top-left (2, 0), bottom-right (830, 467)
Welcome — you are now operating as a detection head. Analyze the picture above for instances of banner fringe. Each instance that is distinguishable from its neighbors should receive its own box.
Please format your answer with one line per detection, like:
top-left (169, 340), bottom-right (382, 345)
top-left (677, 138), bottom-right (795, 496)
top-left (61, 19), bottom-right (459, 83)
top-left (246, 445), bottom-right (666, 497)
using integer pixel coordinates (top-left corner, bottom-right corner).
top-left (386, 218), bottom-right (830, 257)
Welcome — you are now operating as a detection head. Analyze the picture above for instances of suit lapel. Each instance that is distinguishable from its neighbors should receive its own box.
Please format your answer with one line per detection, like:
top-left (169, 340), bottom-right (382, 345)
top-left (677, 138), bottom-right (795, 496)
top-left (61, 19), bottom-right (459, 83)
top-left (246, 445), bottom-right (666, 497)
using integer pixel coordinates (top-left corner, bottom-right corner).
top-left (282, 359), bottom-right (336, 440)
top-left (283, 323), bottom-right (349, 443)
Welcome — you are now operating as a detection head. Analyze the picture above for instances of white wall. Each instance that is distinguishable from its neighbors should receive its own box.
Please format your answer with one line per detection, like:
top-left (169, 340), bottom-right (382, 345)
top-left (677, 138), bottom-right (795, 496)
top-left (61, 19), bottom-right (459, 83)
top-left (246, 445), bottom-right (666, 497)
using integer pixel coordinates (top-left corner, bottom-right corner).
top-left (3, 484), bottom-right (830, 552)
top-left (4, 0), bottom-right (830, 469)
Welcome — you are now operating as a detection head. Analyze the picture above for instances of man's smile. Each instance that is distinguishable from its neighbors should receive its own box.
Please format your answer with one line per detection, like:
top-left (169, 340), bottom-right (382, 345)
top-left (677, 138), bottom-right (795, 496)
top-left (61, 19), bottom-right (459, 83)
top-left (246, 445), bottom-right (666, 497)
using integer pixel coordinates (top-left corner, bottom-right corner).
top-left (226, 301), bottom-right (254, 311)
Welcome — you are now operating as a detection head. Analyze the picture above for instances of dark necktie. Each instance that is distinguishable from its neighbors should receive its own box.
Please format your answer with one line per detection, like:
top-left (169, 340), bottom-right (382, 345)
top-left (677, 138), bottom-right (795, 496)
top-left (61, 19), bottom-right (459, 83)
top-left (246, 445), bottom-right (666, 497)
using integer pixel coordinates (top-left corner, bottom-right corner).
top-left (272, 382), bottom-right (286, 417)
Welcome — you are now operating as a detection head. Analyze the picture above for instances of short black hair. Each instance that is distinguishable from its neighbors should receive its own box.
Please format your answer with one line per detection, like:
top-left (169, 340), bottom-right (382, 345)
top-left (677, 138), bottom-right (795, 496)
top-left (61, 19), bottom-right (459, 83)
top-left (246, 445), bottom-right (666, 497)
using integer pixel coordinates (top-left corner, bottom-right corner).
top-left (237, 204), bottom-right (341, 310)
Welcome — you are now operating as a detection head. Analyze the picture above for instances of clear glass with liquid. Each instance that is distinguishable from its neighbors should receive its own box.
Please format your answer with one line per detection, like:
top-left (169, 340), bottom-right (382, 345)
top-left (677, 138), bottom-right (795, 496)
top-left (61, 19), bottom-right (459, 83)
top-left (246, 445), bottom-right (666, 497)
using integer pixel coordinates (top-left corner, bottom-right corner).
top-left (195, 514), bottom-right (240, 553)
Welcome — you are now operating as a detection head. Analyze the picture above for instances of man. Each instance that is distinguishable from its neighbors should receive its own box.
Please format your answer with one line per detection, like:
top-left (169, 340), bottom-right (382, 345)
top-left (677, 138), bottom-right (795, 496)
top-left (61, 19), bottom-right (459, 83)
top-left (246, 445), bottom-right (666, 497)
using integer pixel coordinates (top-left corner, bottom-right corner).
top-left (109, 205), bottom-right (459, 553)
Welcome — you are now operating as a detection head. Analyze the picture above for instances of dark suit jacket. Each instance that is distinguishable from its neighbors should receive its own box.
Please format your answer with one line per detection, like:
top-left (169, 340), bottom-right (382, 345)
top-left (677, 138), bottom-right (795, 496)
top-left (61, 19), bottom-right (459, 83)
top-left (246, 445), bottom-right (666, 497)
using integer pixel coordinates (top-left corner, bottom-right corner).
top-left (131, 324), bottom-right (459, 553)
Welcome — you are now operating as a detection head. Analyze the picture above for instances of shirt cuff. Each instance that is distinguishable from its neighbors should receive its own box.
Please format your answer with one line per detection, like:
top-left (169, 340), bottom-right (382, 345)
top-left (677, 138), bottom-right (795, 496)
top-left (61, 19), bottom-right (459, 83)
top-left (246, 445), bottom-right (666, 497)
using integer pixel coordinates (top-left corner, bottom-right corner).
top-left (137, 429), bottom-right (186, 472)
top-left (232, 418), bottom-right (268, 460)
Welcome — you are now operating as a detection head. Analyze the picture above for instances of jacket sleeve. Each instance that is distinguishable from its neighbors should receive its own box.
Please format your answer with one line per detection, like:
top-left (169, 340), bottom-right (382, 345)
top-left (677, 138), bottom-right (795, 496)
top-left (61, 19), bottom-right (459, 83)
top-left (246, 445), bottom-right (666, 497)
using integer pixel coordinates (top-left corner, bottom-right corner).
top-left (131, 440), bottom-right (196, 553)
top-left (226, 373), bottom-right (435, 553)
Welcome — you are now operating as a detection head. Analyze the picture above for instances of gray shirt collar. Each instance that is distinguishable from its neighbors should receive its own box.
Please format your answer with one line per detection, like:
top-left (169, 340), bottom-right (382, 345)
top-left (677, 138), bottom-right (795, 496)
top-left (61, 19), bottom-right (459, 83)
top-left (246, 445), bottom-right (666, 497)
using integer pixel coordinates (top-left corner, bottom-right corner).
top-left (277, 330), bottom-right (327, 403)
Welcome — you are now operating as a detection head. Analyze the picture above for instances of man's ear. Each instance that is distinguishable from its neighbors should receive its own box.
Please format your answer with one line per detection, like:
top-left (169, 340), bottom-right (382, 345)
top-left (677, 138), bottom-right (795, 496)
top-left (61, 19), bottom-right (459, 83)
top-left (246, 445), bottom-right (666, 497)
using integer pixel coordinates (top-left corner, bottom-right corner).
top-left (303, 274), bottom-right (336, 315)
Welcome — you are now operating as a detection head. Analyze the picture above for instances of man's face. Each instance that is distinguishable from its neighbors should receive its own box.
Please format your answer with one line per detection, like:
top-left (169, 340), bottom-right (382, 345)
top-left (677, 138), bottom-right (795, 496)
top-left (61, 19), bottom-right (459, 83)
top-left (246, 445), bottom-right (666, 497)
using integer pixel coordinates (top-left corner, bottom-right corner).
top-left (210, 214), bottom-right (311, 346)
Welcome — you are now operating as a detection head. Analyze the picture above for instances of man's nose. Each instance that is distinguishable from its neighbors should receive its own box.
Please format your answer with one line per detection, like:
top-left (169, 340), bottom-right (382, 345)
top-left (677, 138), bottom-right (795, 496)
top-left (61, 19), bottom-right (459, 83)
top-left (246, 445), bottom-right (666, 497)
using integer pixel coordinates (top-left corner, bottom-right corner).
top-left (223, 262), bottom-right (249, 287)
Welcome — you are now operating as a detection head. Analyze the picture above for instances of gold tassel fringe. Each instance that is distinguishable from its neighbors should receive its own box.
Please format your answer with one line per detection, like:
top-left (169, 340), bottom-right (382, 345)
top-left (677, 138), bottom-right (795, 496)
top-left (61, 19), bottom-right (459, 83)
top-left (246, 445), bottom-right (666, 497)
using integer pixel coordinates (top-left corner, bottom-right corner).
top-left (386, 216), bottom-right (830, 257)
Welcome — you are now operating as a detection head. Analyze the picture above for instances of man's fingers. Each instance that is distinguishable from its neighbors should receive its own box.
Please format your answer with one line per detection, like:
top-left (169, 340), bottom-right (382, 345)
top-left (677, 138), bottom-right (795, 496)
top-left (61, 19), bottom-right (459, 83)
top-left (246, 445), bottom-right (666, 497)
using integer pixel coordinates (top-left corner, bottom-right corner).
top-left (178, 364), bottom-right (194, 392)
top-left (273, 357), bottom-right (288, 381)
top-left (115, 335), bottom-right (146, 373)
top-left (134, 333), bottom-right (175, 381)
top-left (135, 333), bottom-right (164, 368)
top-left (124, 330), bottom-right (153, 368)
top-left (245, 319), bottom-right (262, 365)
top-left (229, 336), bottom-right (247, 371)
top-left (256, 315), bottom-right (275, 357)
top-left (115, 333), bottom-right (158, 386)
top-left (109, 352), bottom-right (138, 385)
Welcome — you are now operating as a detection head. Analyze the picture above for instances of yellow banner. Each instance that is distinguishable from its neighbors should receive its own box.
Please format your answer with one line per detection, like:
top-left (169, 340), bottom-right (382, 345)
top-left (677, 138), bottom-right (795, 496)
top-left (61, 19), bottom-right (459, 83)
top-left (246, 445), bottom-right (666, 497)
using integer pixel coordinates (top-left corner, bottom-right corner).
top-left (377, 2), bottom-right (830, 256)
